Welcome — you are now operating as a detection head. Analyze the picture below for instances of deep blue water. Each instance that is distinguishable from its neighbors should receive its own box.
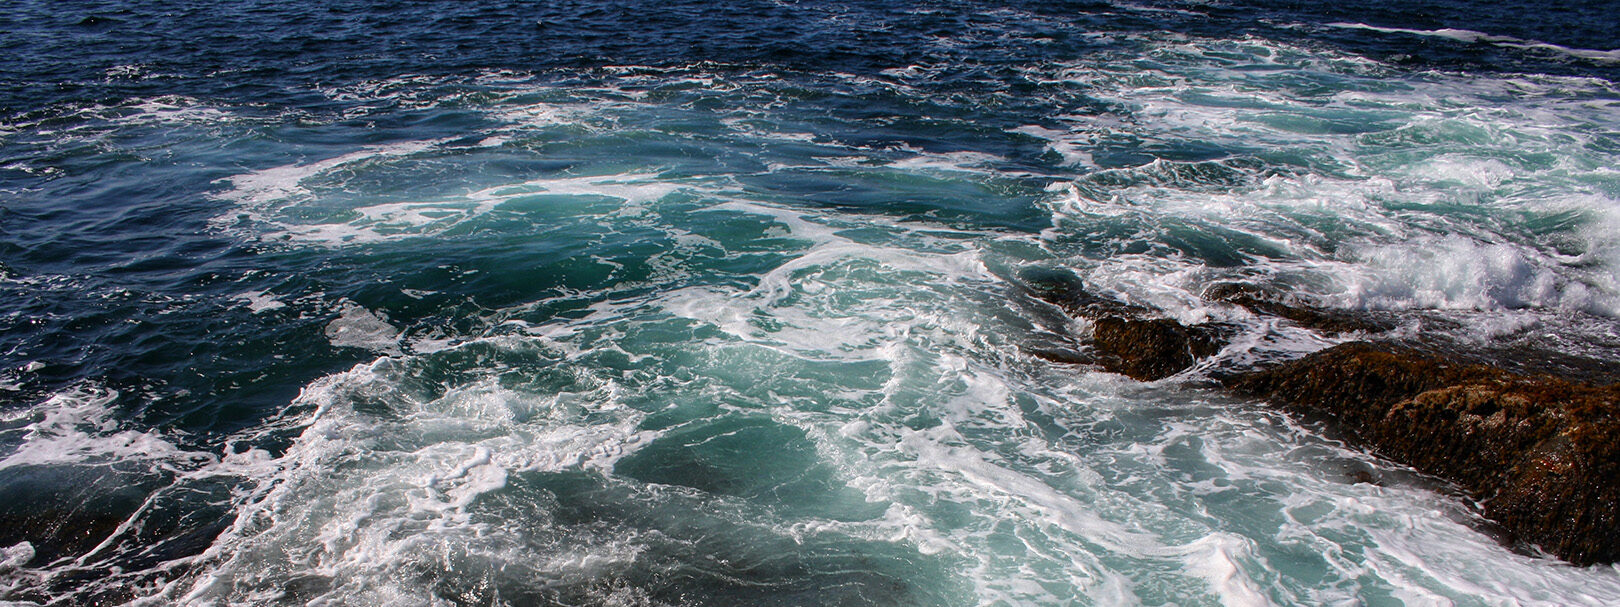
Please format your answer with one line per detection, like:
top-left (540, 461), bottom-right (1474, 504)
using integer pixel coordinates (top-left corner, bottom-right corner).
top-left (2, 1), bottom-right (1619, 605)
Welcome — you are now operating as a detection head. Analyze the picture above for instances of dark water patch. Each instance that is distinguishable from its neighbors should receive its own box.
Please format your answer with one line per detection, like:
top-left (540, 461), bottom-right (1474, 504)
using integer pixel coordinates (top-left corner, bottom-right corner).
top-left (4, 2), bottom-right (1617, 130)
top-left (737, 167), bottom-right (1050, 232)
top-left (1145, 0), bottom-right (1620, 81)
top-left (0, 466), bottom-right (152, 567)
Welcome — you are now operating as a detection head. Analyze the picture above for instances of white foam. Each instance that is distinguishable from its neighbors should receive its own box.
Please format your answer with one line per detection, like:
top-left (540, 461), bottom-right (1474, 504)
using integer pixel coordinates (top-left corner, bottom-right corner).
top-left (121, 96), bottom-right (232, 124)
top-left (899, 424), bottom-right (1149, 554)
top-left (324, 303), bottom-right (401, 353)
top-left (0, 541), bottom-right (39, 602)
top-left (212, 138), bottom-right (446, 211)
top-left (121, 329), bottom-right (662, 605)
top-left (1572, 202), bottom-right (1620, 318)
top-left (1328, 490), bottom-right (1620, 606)
top-left (491, 102), bottom-right (601, 129)
top-left (1402, 155), bottom-right (1516, 191)
top-left (0, 362), bottom-right (43, 393)
top-left (233, 290), bottom-right (285, 313)
top-left (1027, 37), bottom-right (1620, 338)
top-left (887, 150), bottom-right (1011, 174)
top-left (0, 542), bottom-right (33, 571)
top-left (1176, 534), bottom-right (1276, 607)
top-left (1012, 124), bottom-right (1099, 168)
top-left (1131, 395), bottom-right (1620, 605)
top-left (659, 203), bottom-right (998, 364)
top-left (1336, 235), bottom-right (1566, 312)
top-left (0, 385), bottom-right (210, 472)
top-left (223, 163), bottom-right (694, 246)
top-left (39, 95), bottom-right (235, 131)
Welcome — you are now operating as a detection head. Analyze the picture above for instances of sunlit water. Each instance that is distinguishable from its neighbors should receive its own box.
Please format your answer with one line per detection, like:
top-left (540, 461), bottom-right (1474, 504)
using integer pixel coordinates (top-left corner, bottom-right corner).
top-left (3, 1), bottom-right (1619, 605)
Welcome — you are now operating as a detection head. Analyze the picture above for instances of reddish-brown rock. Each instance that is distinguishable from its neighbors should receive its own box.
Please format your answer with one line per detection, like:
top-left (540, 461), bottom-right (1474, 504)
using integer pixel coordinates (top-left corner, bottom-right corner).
top-left (1092, 317), bottom-right (1228, 381)
top-left (1016, 267), bottom-right (1231, 380)
top-left (1230, 342), bottom-right (1620, 565)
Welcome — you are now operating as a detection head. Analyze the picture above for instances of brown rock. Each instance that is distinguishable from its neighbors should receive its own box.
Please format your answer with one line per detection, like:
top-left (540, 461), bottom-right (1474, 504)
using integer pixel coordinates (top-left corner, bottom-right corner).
top-left (1014, 266), bottom-right (1230, 378)
top-left (1230, 342), bottom-right (1620, 565)
top-left (1092, 317), bottom-right (1228, 381)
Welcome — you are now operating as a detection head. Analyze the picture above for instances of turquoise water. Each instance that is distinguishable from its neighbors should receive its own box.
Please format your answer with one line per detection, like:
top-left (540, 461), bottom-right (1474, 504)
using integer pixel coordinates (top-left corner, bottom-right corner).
top-left (3, 3), bottom-right (1620, 605)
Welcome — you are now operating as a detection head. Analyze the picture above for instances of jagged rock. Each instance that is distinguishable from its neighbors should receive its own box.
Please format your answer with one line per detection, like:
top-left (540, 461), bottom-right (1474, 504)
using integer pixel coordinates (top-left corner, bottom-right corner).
top-left (1092, 317), bottom-right (1228, 381)
top-left (1230, 342), bottom-right (1620, 565)
top-left (1204, 282), bottom-right (1396, 335)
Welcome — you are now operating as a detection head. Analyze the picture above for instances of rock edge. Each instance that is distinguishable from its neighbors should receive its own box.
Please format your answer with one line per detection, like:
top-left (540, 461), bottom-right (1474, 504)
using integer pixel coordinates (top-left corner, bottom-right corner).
top-left (1228, 342), bottom-right (1620, 565)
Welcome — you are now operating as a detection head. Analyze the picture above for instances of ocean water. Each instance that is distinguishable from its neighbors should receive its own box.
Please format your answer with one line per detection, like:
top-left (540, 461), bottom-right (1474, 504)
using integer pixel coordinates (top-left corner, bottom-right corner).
top-left (2, 1), bottom-right (1619, 605)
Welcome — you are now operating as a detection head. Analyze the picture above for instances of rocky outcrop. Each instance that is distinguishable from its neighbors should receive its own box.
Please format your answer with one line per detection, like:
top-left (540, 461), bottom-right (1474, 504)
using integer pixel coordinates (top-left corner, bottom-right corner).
top-left (1013, 267), bottom-right (1620, 564)
top-left (1230, 342), bottom-right (1620, 565)
top-left (1016, 267), bottom-right (1230, 380)
top-left (1091, 317), bottom-right (1228, 381)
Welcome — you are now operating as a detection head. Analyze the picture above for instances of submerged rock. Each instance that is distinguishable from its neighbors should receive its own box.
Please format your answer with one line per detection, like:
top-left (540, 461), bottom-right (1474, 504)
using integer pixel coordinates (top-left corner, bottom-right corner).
top-left (1230, 342), bottom-right (1620, 565)
top-left (1203, 282), bottom-right (1396, 335)
top-left (1015, 266), bottom-right (1146, 319)
top-left (1023, 345), bottom-right (1094, 366)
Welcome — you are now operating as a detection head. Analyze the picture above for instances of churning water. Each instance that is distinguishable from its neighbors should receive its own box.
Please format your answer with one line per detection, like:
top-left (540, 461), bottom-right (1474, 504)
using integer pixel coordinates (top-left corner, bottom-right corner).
top-left (2, 1), bottom-right (1619, 605)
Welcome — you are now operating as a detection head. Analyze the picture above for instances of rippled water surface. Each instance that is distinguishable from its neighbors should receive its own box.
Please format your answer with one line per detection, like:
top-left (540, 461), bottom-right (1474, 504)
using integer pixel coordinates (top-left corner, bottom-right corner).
top-left (3, 1), bottom-right (1619, 605)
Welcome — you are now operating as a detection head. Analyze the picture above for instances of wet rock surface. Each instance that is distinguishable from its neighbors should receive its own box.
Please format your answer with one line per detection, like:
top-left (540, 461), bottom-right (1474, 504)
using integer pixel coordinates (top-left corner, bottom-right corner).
top-left (1230, 342), bottom-right (1620, 565)
top-left (1091, 317), bottom-right (1229, 381)
top-left (1456, 341), bottom-right (1620, 387)
top-left (1015, 267), bottom-right (1231, 379)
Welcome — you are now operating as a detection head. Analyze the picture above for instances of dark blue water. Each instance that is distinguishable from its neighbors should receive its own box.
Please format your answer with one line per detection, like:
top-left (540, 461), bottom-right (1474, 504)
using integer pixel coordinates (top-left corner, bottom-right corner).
top-left (2, 1), bottom-right (1618, 605)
